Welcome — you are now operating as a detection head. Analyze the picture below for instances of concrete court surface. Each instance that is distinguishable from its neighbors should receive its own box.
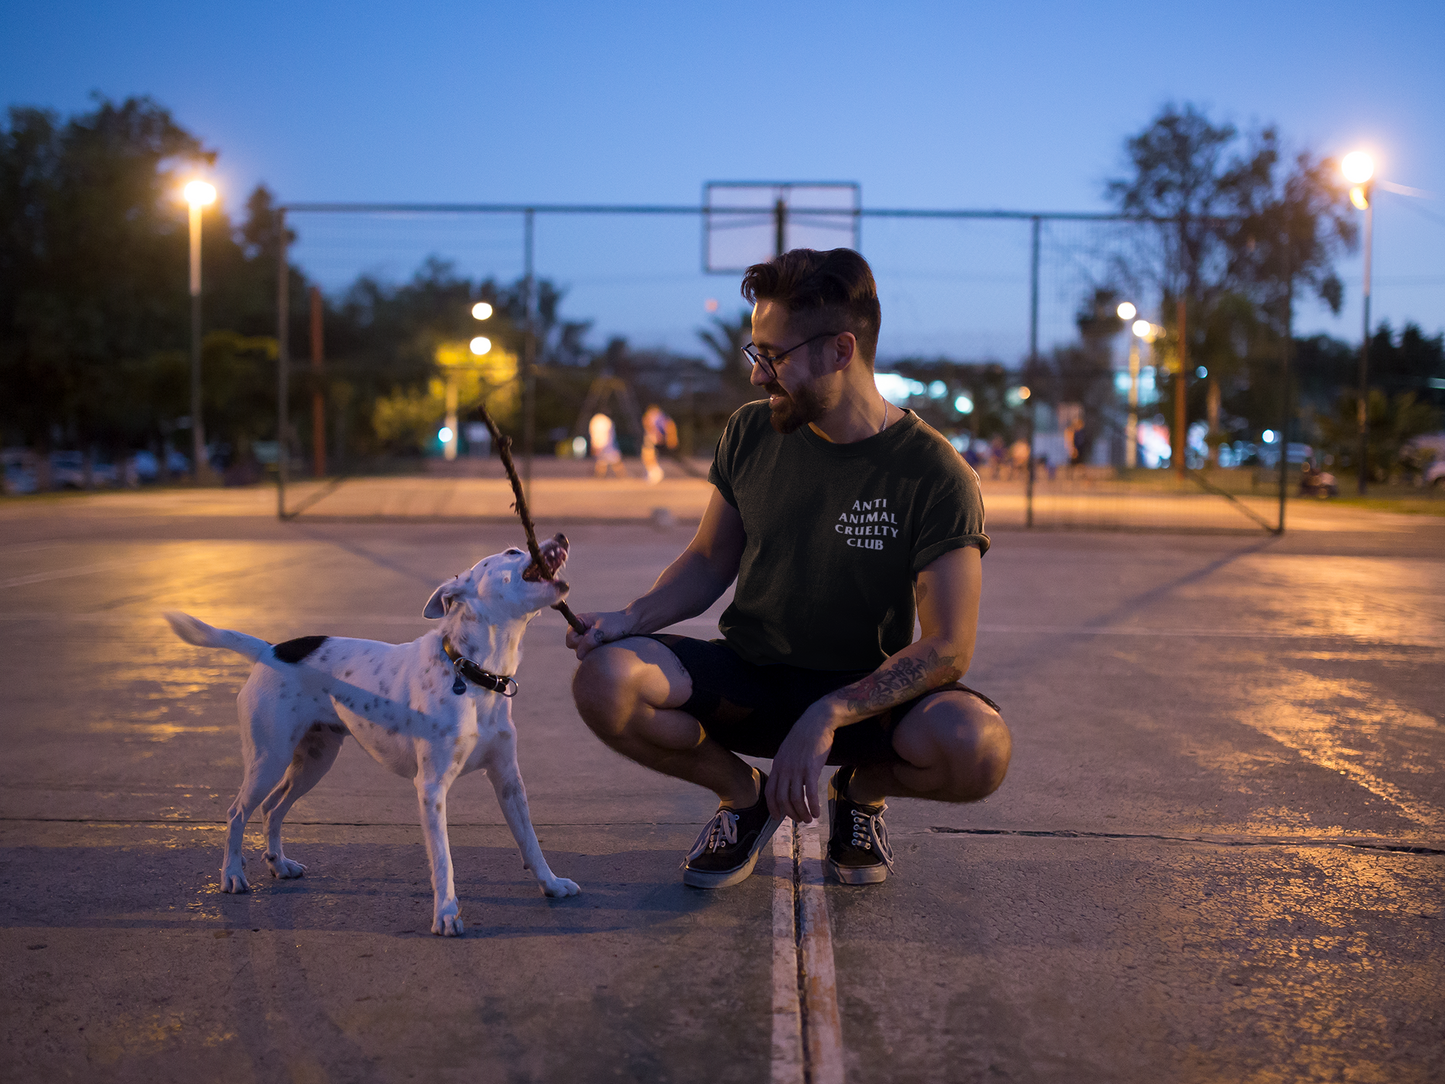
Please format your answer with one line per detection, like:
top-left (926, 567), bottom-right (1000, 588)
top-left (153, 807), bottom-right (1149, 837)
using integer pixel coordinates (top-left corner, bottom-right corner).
top-left (1, 496), bottom-right (1442, 1083)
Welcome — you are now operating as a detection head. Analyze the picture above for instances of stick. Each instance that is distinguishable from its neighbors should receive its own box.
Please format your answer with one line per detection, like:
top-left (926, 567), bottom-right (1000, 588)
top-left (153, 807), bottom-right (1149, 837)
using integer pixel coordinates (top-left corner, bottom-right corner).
top-left (475, 406), bottom-right (589, 634)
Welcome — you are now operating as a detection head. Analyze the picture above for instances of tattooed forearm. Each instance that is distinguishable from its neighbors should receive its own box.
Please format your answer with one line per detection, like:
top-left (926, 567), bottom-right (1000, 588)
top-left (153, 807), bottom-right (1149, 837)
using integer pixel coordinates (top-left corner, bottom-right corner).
top-left (836, 647), bottom-right (963, 716)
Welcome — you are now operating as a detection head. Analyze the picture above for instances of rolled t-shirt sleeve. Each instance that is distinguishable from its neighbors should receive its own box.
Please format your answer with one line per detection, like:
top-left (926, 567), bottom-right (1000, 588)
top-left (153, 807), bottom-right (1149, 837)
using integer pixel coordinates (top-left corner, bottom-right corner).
top-left (708, 409), bottom-right (743, 507)
top-left (911, 458), bottom-right (990, 574)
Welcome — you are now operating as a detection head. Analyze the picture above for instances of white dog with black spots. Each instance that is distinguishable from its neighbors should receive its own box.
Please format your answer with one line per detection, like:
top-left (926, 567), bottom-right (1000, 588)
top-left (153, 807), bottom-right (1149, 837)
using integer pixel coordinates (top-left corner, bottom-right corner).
top-left (164, 533), bottom-right (580, 936)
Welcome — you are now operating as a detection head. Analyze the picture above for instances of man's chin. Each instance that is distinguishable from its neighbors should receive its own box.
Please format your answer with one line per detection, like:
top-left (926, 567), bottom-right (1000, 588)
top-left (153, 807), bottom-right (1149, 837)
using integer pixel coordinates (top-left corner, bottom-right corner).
top-left (768, 403), bottom-right (808, 435)
top-left (767, 393), bottom-right (819, 435)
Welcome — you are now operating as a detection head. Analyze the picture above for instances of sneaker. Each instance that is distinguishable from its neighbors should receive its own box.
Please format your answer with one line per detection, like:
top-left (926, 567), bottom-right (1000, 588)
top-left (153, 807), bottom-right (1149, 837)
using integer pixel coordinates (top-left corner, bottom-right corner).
top-left (826, 766), bottom-right (894, 885)
top-left (682, 771), bottom-right (782, 889)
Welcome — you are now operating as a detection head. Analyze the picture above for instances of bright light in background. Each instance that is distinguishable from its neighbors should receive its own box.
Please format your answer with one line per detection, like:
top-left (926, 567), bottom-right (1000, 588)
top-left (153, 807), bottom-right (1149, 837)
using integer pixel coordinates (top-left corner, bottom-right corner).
top-left (1350, 186), bottom-right (1370, 210)
top-left (928, 380), bottom-right (947, 399)
top-left (471, 302), bottom-right (493, 320)
top-left (1132, 319), bottom-right (1152, 338)
top-left (704, 298), bottom-right (719, 313)
top-left (571, 436), bottom-right (588, 457)
top-left (1196, 366), bottom-right (1207, 378)
top-left (1018, 386), bottom-right (1030, 401)
top-left (875, 372), bottom-right (926, 404)
top-left (954, 393), bottom-right (974, 414)
top-left (183, 180), bottom-right (216, 207)
top-left (438, 426), bottom-right (454, 443)
top-left (1341, 151), bottom-right (1375, 185)
top-left (1262, 429), bottom-right (1277, 443)
top-left (469, 336), bottom-right (491, 355)
top-left (1116, 301), bottom-right (1137, 321)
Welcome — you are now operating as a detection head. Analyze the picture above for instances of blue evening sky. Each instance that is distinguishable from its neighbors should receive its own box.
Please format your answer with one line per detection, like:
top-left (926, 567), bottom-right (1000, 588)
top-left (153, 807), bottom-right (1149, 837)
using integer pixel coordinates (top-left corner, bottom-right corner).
top-left (3, 0), bottom-right (1441, 363)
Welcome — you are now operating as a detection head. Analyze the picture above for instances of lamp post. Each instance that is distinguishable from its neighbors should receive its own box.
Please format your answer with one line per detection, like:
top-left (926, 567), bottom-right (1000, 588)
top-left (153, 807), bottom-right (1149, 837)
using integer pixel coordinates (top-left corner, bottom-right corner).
top-left (1342, 150), bottom-right (1374, 495)
top-left (183, 180), bottom-right (217, 481)
top-left (439, 302), bottom-right (492, 462)
top-left (1117, 302), bottom-right (1141, 467)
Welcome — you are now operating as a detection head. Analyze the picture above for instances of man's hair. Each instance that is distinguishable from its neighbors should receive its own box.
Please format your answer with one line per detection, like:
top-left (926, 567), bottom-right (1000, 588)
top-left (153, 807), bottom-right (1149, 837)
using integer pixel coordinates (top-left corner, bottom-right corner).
top-left (740, 248), bottom-right (881, 367)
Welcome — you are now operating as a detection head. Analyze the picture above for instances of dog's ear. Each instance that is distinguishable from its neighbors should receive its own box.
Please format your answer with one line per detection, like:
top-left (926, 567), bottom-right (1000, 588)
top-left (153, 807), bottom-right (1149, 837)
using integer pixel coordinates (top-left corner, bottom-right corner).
top-left (423, 576), bottom-right (463, 619)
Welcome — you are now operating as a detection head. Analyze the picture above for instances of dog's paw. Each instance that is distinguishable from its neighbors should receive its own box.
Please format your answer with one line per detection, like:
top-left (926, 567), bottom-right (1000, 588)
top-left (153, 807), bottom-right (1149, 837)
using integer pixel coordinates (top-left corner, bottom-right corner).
top-left (220, 869), bottom-right (251, 894)
top-left (432, 913), bottom-right (465, 937)
top-left (542, 876), bottom-right (581, 898)
top-left (267, 857), bottom-right (306, 879)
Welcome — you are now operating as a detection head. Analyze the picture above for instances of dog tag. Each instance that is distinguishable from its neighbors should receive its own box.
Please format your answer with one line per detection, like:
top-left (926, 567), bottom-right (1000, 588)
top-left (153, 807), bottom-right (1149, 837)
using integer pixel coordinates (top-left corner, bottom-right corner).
top-left (452, 670), bottom-right (467, 695)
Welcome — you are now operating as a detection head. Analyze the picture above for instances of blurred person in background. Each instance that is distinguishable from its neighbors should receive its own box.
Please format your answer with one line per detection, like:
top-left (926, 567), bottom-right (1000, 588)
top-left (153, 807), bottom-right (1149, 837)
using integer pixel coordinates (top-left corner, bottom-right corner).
top-left (589, 412), bottom-right (628, 478)
top-left (641, 403), bottom-right (679, 485)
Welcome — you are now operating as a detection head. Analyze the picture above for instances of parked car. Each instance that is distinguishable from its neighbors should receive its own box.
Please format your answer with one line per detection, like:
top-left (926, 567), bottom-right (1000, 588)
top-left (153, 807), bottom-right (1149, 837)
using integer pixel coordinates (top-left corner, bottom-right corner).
top-left (2, 448), bottom-right (38, 495)
top-left (130, 449), bottom-right (191, 482)
top-left (49, 451), bottom-right (118, 488)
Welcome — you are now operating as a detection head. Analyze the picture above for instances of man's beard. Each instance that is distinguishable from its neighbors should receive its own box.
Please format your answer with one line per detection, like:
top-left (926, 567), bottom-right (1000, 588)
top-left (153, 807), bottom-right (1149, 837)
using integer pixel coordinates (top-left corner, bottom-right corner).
top-left (765, 379), bottom-right (826, 434)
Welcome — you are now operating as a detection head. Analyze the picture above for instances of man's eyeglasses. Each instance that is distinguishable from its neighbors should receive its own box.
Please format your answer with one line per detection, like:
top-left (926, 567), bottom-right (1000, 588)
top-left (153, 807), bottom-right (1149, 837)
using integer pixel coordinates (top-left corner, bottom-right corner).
top-left (741, 331), bottom-right (840, 383)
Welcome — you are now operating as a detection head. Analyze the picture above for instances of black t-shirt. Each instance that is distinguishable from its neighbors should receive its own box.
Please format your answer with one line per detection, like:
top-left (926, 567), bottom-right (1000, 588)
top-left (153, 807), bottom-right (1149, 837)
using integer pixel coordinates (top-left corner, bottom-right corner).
top-left (709, 401), bottom-right (989, 671)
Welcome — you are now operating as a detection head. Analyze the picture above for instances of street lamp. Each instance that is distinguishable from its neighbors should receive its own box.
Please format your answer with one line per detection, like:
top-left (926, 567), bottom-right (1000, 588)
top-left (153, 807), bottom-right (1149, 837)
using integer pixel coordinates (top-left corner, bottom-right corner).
top-left (1116, 303), bottom-right (1147, 468)
top-left (441, 304), bottom-right (494, 462)
top-left (183, 180), bottom-right (217, 481)
top-left (1342, 150), bottom-right (1374, 494)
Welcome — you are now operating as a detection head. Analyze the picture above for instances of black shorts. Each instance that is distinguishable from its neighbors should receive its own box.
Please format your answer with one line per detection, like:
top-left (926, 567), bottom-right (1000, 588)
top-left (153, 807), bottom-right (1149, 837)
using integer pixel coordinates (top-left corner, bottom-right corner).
top-left (646, 634), bottom-right (1001, 767)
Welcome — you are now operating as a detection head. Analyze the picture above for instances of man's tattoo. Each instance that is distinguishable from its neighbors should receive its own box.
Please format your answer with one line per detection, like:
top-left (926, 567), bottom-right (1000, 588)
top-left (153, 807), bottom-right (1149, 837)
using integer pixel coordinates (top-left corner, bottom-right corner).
top-left (839, 647), bottom-right (962, 715)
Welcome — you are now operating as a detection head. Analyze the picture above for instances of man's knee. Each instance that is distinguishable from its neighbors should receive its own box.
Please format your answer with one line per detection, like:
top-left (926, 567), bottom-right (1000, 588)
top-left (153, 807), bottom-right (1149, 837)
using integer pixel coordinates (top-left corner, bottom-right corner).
top-left (899, 695), bottom-right (1012, 801)
top-left (571, 645), bottom-right (637, 740)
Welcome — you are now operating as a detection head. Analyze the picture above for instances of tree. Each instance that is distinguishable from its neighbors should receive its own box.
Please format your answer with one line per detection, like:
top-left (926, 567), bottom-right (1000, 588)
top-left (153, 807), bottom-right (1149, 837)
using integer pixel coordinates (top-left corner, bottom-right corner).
top-left (0, 97), bottom-right (211, 453)
top-left (1107, 104), bottom-right (1358, 454)
top-left (697, 309), bottom-right (755, 401)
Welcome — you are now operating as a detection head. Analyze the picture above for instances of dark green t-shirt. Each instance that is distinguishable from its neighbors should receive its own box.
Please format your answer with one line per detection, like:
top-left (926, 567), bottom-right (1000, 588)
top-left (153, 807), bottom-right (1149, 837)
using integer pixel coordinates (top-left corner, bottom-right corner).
top-left (709, 401), bottom-right (989, 671)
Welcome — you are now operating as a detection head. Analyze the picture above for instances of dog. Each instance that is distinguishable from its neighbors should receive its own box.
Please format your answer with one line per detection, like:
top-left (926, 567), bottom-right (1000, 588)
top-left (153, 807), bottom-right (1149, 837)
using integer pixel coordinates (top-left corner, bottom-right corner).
top-left (163, 533), bottom-right (580, 936)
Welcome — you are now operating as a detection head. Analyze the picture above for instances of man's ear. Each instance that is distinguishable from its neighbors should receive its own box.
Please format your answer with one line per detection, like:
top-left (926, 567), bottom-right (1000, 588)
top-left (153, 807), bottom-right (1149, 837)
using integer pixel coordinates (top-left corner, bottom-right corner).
top-left (423, 576), bottom-right (463, 619)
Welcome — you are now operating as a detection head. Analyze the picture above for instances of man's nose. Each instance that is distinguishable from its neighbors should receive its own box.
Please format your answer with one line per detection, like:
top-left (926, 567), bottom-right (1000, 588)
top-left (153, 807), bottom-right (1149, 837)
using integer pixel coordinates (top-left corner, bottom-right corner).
top-left (748, 360), bottom-right (771, 387)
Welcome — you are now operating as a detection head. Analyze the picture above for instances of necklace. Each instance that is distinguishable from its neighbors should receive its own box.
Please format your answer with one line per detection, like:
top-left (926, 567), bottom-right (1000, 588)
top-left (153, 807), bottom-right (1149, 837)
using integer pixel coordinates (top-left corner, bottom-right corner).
top-left (879, 401), bottom-right (890, 435)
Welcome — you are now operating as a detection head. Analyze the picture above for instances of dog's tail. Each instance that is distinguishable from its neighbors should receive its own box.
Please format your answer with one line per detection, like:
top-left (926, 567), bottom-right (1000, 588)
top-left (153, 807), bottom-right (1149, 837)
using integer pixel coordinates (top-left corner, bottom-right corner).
top-left (162, 611), bottom-right (270, 663)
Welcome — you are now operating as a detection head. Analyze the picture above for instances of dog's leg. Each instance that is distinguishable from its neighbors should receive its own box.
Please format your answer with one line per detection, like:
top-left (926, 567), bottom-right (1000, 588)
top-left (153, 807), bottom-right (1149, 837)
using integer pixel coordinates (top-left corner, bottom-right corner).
top-left (222, 753), bottom-right (291, 893)
top-left (486, 750), bottom-right (580, 899)
top-left (258, 727), bottom-right (344, 879)
top-left (416, 775), bottom-right (464, 936)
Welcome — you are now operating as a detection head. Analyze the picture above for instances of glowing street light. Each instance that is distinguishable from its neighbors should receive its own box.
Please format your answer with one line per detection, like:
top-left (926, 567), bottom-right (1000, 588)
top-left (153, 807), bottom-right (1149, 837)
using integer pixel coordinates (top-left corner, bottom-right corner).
top-left (1132, 319), bottom-right (1153, 340)
top-left (469, 336), bottom-right (492, 356)
top-left (1116, 301), bottom-right (1137, 321)
top-left (183, 179), bottom-right (218, 481)
top-left (471, 301), bottom-right (493, 320)
top-left (1343, 150), bottom-right (1375, 494)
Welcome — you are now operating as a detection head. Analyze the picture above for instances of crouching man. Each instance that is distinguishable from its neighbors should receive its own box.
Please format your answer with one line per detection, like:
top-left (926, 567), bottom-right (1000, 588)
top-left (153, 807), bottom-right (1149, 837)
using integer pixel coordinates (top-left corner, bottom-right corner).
top-left (568, 248), bottom-right (1011, 887)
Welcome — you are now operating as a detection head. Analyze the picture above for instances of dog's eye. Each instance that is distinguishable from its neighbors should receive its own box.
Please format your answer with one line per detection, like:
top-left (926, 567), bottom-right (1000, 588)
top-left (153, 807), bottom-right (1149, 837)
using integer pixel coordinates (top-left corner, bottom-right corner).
top-left (505, 548), bottom-right (524, 556)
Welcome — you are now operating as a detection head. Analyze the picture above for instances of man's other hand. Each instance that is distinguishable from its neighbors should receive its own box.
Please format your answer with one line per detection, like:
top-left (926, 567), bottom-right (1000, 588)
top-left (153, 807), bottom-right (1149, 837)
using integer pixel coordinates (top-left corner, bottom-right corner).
top-left (566, 610), bottom-right (639, 660)
top-left (765, 703), bottom-right (837, 823)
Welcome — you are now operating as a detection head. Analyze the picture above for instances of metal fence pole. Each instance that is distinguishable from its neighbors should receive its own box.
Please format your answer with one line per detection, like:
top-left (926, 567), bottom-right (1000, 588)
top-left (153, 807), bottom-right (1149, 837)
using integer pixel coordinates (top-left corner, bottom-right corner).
top-left (1026, 216), bottom-right (1040, 529)
top-left (276, 211), bottom-right (289, 520)
top-left (522, 208), bottom-right (536, 504)
top-left (1277, 260), bottom-right (1294, 534)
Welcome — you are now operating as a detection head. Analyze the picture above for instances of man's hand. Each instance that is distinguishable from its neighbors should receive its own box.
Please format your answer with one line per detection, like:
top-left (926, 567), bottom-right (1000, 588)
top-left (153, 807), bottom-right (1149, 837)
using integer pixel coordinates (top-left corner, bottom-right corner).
top-left (566, 610), bottom-right (641, 660)
top-left (765, 701), bottom-right (839, 823)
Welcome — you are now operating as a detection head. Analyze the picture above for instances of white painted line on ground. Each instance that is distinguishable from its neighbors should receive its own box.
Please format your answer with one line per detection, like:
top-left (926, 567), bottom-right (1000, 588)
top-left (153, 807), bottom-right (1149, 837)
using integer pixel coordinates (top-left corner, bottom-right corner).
top-left (797, 819), bottom-right (846, 1084)
top-left (0, 557), bottom-right (164, 589)
top-left (771, 820), bottom-right (804, 1084)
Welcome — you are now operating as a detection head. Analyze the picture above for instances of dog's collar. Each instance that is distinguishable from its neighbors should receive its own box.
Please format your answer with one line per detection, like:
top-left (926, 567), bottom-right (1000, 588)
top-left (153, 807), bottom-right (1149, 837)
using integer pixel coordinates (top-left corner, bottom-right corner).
top-left (442, 637), bottom-right (519, 698)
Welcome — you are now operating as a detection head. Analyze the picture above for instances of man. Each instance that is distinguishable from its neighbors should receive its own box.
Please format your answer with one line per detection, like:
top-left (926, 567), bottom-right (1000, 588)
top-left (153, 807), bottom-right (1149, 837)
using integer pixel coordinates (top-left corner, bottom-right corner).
top-left (641, 403), bottom-right (678, 485)
top-left (569, 248), bottom-right (1011, 888)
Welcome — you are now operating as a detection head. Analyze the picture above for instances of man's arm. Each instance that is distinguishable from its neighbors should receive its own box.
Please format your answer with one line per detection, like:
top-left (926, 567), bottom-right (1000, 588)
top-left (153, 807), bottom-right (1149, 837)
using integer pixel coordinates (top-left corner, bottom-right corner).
top-left (567, 487), bottom-right (745, 658)
top-left (764, 544), bottom-right (982, 821)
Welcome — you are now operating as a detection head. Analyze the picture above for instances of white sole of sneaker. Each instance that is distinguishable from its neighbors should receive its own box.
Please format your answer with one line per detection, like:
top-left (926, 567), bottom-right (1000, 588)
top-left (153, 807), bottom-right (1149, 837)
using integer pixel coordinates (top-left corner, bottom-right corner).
top-left (682, 816), bottom-right (783, 889)
top-left (825, 858), bottom-right (888, 885)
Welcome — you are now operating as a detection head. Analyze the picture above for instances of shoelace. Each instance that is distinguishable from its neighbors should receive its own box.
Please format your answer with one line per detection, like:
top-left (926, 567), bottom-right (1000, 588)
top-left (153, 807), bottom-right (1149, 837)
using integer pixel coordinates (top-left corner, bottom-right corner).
top-left (686, 808), bottom-right (739, 861)
top-left (847, 803), bottom-right (895, 869)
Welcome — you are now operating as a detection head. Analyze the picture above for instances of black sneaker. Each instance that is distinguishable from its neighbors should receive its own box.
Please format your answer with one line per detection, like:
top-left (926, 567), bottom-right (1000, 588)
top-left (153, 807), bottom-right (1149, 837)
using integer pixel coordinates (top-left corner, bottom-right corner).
top-left (682, 771), bottom-right (782, 889)
top-left (826, 765), bottom-right (894, 885)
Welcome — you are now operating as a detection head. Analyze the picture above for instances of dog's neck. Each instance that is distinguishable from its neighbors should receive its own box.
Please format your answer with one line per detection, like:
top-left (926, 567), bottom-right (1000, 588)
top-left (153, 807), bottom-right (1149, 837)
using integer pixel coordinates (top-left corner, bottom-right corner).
top-left (434, 606), bottom-right (531, 677)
